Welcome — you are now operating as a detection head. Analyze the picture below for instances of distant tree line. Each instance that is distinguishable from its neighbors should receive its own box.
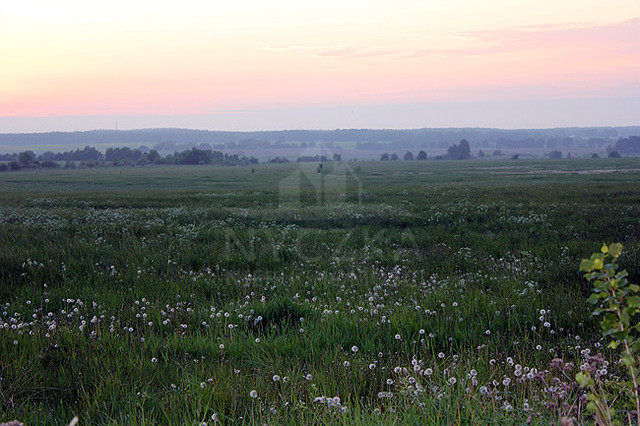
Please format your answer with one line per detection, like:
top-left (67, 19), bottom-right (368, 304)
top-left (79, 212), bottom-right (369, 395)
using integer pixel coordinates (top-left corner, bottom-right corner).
top-left (296, 153), bottom-right (342, 162)
top-left (0, 146), bottom-right (257, 171)
top-left (614, 136), bottom-right (640, 154)
top-left (544, 136), bottom-right (640, 159)
top-left (41, 146), bottom-right (103, 162)
top-left (380, 140), bottom-right (472, 161)
top-left (379, 150), bottom-right (428, 161)
top-left (2, 127), bottom-right (638, 153)
top-left (266, 157), bottom-right (290, 164)
top-left (162, 149), bottom-right (257, 166)
top-left (1, 134), bottom-right (638, 172)
top-left (376, 135), bottom-right (638, 162)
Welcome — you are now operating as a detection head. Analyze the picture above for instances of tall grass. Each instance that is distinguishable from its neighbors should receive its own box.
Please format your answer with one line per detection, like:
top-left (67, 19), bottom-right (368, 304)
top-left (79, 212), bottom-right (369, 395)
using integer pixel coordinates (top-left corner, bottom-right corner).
top-left (1, 159), bottom-right (639, 424)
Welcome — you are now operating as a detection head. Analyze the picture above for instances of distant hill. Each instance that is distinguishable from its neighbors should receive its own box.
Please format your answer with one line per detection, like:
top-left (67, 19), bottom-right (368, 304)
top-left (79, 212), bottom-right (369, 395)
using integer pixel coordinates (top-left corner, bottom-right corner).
top-left (0, 127), bottom-right (639, 153)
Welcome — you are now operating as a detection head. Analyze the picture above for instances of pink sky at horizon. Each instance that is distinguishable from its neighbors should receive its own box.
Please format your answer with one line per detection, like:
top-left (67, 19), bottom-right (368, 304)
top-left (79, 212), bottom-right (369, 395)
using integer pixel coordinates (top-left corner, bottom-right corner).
top-left (1, 0), bottom-right (639, 131)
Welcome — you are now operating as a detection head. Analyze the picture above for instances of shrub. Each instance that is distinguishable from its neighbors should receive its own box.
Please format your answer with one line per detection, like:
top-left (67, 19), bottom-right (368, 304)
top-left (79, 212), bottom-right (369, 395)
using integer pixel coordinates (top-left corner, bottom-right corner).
top-left (578, 243), bottom-right (640, 424)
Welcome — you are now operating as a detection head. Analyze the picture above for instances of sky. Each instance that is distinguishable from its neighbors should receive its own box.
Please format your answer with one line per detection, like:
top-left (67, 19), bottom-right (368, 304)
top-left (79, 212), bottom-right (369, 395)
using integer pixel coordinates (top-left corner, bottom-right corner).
top-left (1, 0), bottom-right (639, 132)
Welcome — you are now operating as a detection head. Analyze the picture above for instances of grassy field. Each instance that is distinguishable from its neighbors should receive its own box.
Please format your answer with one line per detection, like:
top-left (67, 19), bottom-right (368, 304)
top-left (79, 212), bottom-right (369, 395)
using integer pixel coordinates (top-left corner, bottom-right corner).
top-left (1, 158), bottom-right (640, 424)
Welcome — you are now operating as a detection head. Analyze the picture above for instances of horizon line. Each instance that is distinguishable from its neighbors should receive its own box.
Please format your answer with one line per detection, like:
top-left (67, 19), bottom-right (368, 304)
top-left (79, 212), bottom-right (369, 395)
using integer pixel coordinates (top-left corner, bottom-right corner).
top-left (2, 124), bottom-right (640, 136)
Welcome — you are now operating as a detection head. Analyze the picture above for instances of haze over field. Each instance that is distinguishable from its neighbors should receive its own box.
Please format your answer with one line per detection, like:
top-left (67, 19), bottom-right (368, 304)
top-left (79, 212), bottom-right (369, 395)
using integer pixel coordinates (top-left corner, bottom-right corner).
top-left (1, 0), bottom-right (639, 132)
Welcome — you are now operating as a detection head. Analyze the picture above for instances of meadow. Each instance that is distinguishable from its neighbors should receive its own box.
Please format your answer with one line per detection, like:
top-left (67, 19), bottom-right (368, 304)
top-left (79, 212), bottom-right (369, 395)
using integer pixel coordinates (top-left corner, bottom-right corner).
top-left (1, 158), bottom-right (640, 424)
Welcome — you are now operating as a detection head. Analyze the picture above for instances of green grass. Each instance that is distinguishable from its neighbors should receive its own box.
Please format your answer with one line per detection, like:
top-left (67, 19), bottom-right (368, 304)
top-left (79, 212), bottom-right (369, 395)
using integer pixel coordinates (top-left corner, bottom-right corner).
top-left (1, 158), bottom-right (640, 424)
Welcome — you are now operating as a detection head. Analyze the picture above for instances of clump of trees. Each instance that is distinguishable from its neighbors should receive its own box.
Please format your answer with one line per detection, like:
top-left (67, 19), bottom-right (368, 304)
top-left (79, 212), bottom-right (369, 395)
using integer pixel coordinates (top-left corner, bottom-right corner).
top-left (161, 149), bottom-right (257, 166)
top-left (0, 151), bottom-right (42, 170)
top-left (267, 157), bottom-right (290, 164)
top-left (379, 153), bottom-right (400, 161)
top-left (380, 143), bottom-right (474, 162)
top-left (44, 146), bottom-right (102, 162)
top-left (548, 150), bottom-right (562, 159)
top-left (446, 139), bottom-right (471, 160)
top-left (105, 147), bottom-right (146, 164)
top-left (397, 151), bottom-right (427, 160)
top-left (613, 136), bottom-right (640, 154)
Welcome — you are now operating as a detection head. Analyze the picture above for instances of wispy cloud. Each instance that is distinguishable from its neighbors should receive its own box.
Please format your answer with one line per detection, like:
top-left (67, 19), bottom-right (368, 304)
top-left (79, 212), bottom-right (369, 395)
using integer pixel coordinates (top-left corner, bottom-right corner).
top-left (312, 47), bottom-right (402, 59)
top-left (262, 18), bottom-right (640, 66)
top-left (263, 45), bottom-right (348, 52)
top-left (406, 18), bottom-right (640, 58)
top-left (263, 44), bottom-right (408, 60)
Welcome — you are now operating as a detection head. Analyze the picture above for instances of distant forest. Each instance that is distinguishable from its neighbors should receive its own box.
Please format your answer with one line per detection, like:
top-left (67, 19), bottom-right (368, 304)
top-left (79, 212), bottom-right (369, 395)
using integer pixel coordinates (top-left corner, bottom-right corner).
top-left (0, 147), bottom-right (258, 171)
top-left (1, 135), bottom-right (638, 172)
top-left (1, 129), bottom-right (639, 171)
top-left (1, 127), bottom-right (639, 153)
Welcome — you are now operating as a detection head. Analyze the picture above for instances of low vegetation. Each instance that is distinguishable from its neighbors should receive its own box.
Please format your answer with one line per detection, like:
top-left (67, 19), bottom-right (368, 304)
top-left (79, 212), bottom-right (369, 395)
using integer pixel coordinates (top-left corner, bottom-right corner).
top-left (1, 159), bottom-right (639, 424)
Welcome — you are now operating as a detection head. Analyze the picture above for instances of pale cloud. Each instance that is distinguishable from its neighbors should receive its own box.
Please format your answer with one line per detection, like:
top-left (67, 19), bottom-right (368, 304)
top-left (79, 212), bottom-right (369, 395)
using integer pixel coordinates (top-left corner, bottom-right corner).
top-left (263, 18), bottom-right (640, 71)
top-left (263, 45), bottom-right (348, 52)
top-left (312, 47), bottom-right (402, 59)
top-left (304, 18), bottom-right (640, 60)
top-left (459, 18), bottom-right (640, 54)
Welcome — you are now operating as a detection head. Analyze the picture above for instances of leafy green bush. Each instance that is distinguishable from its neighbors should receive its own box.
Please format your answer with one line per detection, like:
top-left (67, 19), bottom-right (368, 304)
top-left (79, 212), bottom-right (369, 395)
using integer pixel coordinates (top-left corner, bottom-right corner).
top-left (579, 243), bottom-right (640, 424)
